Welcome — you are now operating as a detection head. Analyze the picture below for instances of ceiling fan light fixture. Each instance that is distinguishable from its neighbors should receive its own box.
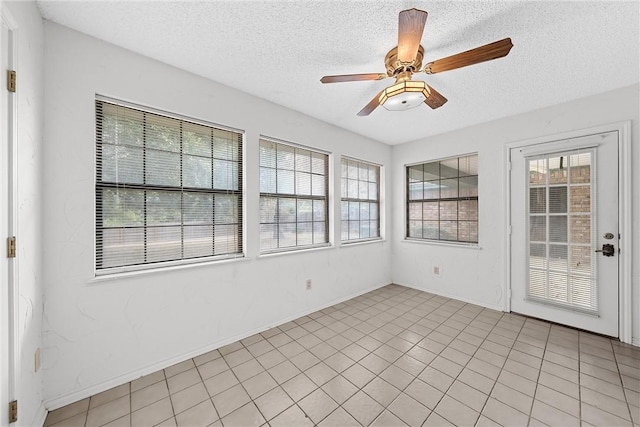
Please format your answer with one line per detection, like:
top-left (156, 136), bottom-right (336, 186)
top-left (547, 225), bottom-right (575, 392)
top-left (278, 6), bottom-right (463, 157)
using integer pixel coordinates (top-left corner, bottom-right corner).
top-left (379, 80), bottom-right (429, 111)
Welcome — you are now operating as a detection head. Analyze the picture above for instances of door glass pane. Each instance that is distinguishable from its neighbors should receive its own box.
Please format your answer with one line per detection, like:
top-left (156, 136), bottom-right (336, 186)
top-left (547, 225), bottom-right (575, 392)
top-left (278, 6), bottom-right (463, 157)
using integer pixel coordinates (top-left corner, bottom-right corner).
top-left (526, 149), bottom-right (596, 312)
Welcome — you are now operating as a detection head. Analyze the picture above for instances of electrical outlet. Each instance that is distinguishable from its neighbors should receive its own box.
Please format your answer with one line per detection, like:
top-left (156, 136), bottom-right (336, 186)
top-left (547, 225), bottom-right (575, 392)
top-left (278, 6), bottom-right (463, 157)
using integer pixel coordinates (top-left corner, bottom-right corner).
top-left (306, 279), bottom-right (312, 290)
top-left (35, 347), bottom-right (41, 372)
top-left (433, 266), bottom-right (440, 275)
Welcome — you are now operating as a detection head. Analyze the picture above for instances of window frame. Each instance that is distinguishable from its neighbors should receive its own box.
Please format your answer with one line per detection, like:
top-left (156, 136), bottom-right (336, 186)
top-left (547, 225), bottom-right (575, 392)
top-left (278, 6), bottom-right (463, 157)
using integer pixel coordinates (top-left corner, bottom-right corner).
top-left (95, 96), bottom-right (245, 275)
top-left (340, 156), bottom-right (382, 244)
top-left (258, 136), bottom-right (330, 254)
top-left (405, 153), bottom-right (479, 245)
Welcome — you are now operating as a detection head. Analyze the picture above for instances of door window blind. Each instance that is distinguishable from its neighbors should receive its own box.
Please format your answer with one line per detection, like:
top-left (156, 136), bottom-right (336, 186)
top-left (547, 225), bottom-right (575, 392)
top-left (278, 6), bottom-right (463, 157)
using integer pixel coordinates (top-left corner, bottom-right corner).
top-left (96, 99), bottom-right (243, 273)
top-left (527, 150), bottom-right (596, 313)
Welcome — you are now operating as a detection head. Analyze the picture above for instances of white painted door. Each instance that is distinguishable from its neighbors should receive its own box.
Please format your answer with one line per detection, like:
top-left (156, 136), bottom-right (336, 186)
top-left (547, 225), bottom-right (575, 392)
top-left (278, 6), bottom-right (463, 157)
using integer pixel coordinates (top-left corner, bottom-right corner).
top-left (510, 131), bottom-right (619, 337)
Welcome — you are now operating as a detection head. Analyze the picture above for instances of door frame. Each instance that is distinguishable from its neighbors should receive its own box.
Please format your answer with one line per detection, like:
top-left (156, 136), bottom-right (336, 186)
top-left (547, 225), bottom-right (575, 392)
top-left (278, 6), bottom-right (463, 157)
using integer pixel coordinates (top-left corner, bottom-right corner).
top-left (504, 121), bottom-right (632, 343)
top-left (1, 3), bottom-right (18, 423)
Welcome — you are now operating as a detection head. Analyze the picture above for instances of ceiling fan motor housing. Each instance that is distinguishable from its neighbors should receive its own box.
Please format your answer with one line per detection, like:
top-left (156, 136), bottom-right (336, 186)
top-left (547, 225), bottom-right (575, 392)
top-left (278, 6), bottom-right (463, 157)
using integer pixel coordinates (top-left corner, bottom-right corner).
top-left (385, 45), bottom-right (424, 77)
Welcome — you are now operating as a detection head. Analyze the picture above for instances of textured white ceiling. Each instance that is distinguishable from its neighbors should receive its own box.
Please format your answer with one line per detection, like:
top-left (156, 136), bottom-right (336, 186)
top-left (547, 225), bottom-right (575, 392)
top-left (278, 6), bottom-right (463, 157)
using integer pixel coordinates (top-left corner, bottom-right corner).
top-left (36, 0), bottom-right (639, 145)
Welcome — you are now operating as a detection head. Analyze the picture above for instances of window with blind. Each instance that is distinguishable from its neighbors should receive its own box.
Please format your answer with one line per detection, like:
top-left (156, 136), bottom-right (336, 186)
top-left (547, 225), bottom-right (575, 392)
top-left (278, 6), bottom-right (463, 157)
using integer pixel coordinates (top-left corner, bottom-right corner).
top-left (407, 154), bottom-right (478, 243)
top-left (259, 138), bottom-right (329, 252)
top-left (95, 98), bottom-right (243, 273)
top-left (341, 157), bottom-right (380, 242)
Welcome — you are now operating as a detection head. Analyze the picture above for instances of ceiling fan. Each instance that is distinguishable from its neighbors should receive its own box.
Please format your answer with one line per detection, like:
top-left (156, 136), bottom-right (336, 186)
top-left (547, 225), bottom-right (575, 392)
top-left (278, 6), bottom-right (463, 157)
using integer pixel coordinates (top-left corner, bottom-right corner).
top-left (320, 8), bottom-right (513, 116)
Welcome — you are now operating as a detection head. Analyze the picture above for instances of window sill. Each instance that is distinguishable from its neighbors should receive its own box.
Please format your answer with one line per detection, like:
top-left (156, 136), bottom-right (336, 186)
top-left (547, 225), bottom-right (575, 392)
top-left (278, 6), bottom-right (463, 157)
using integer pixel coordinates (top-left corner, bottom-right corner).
top-left (88, 255), bottom-right (249, 284)
top-left (402, 238), bottom-right (482, 250)
top-left (340, 238), bottom-right (385, 247)
top-left (258, 244), bottom-right (333, 258)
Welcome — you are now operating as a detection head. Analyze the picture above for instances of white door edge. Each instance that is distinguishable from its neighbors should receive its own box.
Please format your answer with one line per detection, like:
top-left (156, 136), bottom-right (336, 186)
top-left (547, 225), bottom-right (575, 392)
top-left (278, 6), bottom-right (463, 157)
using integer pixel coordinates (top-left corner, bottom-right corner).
top-left (1, 3), bottom-right (19, 423)
top-left (504, 121), bottom-right (632, 343)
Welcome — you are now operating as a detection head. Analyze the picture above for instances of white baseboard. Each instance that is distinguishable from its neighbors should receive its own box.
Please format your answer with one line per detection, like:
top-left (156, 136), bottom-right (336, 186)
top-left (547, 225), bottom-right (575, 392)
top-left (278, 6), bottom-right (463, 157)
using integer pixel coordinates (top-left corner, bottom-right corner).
top-left (394, 281), bottom-right (505, 312)
top-left (32, 402), bottom-right (47, 427)
top-left (632, 338), bottom-right (640, 347)
top-left (45, 281), bottom-right (390, 411)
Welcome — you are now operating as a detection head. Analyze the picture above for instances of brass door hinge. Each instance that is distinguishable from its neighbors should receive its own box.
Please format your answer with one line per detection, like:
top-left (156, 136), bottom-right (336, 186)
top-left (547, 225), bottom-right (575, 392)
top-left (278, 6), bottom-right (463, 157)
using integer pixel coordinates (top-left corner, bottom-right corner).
top-left (7, 236), bottom-right (16, 258)
top-left (9, 400), bottom-right (17, 423)
top-left (7, 70), bottom-right (16, 92)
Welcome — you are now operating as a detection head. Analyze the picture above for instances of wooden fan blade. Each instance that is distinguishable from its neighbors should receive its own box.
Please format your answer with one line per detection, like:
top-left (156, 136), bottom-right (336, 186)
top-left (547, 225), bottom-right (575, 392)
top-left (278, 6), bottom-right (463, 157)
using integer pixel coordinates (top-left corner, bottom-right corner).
top-left (424, 38), bottom-right (513, 74)
top-left (397, 8), bottom-right (428, 63)
top-left (320, 73), bottom-right (387, 84)
top-left (424, 84), bottom-right (448, 109)
top-left (357, 90), bottom-right (384, 116)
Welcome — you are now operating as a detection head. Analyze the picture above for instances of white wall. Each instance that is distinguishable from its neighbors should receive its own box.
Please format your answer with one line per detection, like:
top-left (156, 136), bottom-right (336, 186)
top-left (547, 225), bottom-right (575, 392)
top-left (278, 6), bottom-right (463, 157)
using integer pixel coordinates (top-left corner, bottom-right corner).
top-left (1, 1), bottom-right (45, 425)
top-left (41, 22), bottom-right (392, 408)
top-left (391, 84), bottom-right (640, 342)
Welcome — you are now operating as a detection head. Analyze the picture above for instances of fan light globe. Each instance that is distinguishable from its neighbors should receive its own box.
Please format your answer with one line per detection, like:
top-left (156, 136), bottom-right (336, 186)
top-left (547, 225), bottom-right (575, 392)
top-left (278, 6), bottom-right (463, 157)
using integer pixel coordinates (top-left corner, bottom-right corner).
top-left (379, 80), bottom-right (430, 111)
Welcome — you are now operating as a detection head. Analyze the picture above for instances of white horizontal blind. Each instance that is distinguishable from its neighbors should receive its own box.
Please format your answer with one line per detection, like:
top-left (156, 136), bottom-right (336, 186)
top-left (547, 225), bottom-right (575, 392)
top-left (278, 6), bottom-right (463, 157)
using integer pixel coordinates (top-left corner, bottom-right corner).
top-left (341, 157), bottom-right (380, 241)
top-left (259, 138), bottom-right (329, 252)
top-left (406, 154), bottom-right (478, 243)
top-left (96, 100), bottom-right (243, 272)
top-left (527, 149), bottom-right (597, 313)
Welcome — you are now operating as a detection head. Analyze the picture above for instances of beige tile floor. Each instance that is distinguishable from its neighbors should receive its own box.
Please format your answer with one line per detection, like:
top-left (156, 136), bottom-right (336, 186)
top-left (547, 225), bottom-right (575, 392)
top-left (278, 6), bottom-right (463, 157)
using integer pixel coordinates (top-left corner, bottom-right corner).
top-left (44, 284), bottom-right (640, 427)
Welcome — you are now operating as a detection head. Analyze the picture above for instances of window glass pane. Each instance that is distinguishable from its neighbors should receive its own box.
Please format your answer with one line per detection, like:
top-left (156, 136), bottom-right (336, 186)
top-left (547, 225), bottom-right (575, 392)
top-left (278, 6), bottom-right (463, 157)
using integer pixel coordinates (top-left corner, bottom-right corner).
top-left (214, 194), bottom-right (238, 224)
top-left (423, 181), bottom-right (440, 200)
top-left (459, 176), bottom-right (478, 198)
top-left (146, 226), bottom-right (182, 262)
top-left (260, 197), bottom-right (277, 223)
top-left (422, 201), bottom-right (438, 221)
top-left (212, 159), bottom-right (238, 191)
top-left (548, 156), bottom-right (568, 184)
top-left (311, 175), bottom-right (325, 196)
top-left (297, 222), bottom-right (313, 246)
top-left (183, 155), bottom-right (212, 188)
top-left (423, 221), bottom-right (439, 239)
top-left (277, 144), bottom-right (295, 170)
top-left (101, 189), bottom-right (144, 227)
top-left (295, 172), bottom-right (311, 195)
top-left (146, 150), bottom-right (180, 187)
top-left (549, 187), bottom-right (567, 213)
top-left (459, 200), bottom-right (477, 221)
top-left (101, 145), bottom-right (144, 184)
top-left (183, 122), bottom-right (212, 157)
top-left (278, 198), bottom-right (296, 223)
top-left (408, 221), bottom-right (422, 238)
top-left (440, 221), bottom-right (458, 241)
top-left (423, 162), bottom-right (439, 181)
top-left (549, 216), bottom-right (568, 242)
top-left (297, 199), bottom-right (312, 222)
top-left (313, 200), bottom-right (325, 222)
top-left (530, 216), bottom-right (547, 242)
top-left (260, 140), bottom-right (276, 168)
top-left (530, 188), bottom-right (546, 213)
top-left (184, 225), bottom-right (213, 258)
top-left (100, 228), bottom-right (145, 268)
top-left (529, 158), bottom-right (547, 185)
top-left (439, 201), bottom-right (457, 220)
top-left (214, 224), bottom-right (239, 254)
top-left (459, 155), bottom-right (478, 177)
top-left (260, 167), bottom-right (276, 193)
top-left (100, 104), bottom-right (144, 147)
top-left (146, 115), bottom-right (180, 152)
top-left (440, 158), bottom-right (459, 178)
top-left (146, 191), bottom-right (181, 226)
top-left (570, 185), bottom-right (590, 213)
top-left (277, 169), bottom-right (295, 194)
top-left (183, 193), bottom-right (213, 224)
top-left (440, 179), bottom-right (459, 198)
top-left (295, 149), bottom-right (311, 172)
